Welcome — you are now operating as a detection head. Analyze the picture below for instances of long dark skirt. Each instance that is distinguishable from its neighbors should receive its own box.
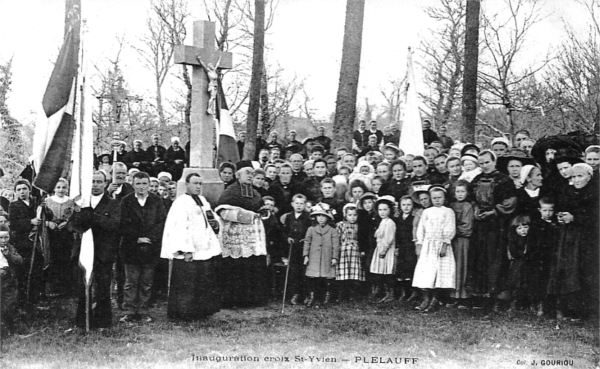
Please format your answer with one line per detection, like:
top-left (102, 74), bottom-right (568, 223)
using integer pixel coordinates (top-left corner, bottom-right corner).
top-left (505, 258), bottom-right (527, 299)
top-left (168, 257), bottom-right (222, 321)
top-left (47, 229), bottom-right (74, 295)
top-left (465, 215), bottom-right (507, 295)
top-left (220, 255), bottom-right (269, 307)
top-left (547, 224), bottom-right (581, 296)
top-left (395, 240), bottom-right (417, 281)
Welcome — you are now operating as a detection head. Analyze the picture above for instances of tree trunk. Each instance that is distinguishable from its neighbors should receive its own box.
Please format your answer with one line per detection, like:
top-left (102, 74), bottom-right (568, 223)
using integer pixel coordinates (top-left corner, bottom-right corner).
top-left (156, 76), bottom-right (166, 125)
top-left (260, 61), bottom-right (270, 135)
top-left (243, 0), bottom-right (265, 161)
top-left (333, 0), bottom-right (365, 152)
top-left (461, 0), bottom-right (480, 143)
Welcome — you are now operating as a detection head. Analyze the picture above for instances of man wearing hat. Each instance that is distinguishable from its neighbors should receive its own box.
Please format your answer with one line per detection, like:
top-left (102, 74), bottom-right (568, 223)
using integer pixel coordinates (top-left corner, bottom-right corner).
top-left (124, 139), bottom-right (150, 172)
top-left (147, 134), bottom-right (167, 177)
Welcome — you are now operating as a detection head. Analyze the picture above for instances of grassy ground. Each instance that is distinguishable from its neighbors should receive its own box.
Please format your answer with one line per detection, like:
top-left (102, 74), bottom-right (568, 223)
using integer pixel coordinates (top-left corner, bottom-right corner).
top-left (0, 295), bottom-right (597, 369)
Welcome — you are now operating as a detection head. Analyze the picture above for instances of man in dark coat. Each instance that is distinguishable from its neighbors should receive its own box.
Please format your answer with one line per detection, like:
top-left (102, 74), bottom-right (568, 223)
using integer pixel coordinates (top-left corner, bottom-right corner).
top-left (300, 159), bottom-right (329, 202)
top-left (146, 134), bottom-right (167, 177)
top-left (438, 125), bottom-right (454, 150)
top-left (119, 171), bottom-right (166, 323)
top-left (123, 140), bottom-right (150, 172)
top-left (236, 131), bottom-right (246, 158)
top-left (69, 171), bottom-right (121, 330)
top-left (283, 130), bottom-right (305, 158)
top-left (267, 163), bottom-right (298, 216)
top-left (367, 120), bottom-right (384, 146)
top-left (353, 120), bottom-right (370, 154)
top-left (422, 119), bottom-right (440, 145)
top-left (314, 126), bottom-right (333, 153)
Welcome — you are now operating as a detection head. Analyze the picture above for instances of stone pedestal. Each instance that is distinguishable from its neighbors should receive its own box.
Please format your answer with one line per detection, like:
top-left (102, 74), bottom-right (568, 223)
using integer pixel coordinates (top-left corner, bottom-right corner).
top-left (176, 167), bottom-right (224, 208)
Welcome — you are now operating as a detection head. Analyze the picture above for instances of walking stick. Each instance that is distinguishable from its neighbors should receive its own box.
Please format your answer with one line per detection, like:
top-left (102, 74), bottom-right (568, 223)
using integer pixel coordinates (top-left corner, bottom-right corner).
top-left (167, 259), bottom-right (173, 298)
top-left (281, 240), bottom-right (297, 314)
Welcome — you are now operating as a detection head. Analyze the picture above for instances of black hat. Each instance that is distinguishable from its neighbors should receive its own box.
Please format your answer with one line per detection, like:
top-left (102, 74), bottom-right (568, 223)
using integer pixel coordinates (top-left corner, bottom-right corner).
top-left (235, 160), bottom-right (254, 171)
top-left (460, 143), bottom-right (480, 157)
top-left (496, 149), bottom-right (536, 174)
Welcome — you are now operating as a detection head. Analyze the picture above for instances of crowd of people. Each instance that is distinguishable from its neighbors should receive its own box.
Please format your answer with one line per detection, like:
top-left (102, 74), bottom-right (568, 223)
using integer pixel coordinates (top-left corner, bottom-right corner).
top-left (0, 120), bottom-right (598, 335)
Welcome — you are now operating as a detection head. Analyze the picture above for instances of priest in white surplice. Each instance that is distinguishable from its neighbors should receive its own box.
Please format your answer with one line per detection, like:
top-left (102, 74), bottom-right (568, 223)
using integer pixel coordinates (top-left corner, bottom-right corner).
top-left (161, 173), bottom-right (222, 320)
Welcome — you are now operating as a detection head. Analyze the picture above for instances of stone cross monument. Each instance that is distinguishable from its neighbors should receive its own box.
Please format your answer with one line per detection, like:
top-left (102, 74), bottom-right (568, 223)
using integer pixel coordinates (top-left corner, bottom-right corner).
top-left (174, 20), bottom-right (233, 206)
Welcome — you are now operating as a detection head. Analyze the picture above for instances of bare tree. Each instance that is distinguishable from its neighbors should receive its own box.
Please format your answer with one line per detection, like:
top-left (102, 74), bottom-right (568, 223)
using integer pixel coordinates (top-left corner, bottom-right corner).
top-left (203, 0), bottom-right (280, 137)
top-left (135, 13), bottom-right (174, 126)
top-left (478, 0), bottom-right (551, 137)
top-left (332, 0), bottom-right (366, 151)
top-left (544, 0), bottom-right (599, 135)
top-left (419, 0), bottom-right (466, 127)
top-left (380, 77), bottom-right (405, 125)
top-left (152, 0), bottom-right (191, 130)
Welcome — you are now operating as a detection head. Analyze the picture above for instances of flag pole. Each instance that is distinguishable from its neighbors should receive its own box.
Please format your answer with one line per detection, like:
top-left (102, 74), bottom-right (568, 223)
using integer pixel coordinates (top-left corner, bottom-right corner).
top-left (85, 274), bottom-right (92, 332)
top-left (0, 269), bottom-right (3, 352)
top-left (26, 194), bottom-right (46, 304)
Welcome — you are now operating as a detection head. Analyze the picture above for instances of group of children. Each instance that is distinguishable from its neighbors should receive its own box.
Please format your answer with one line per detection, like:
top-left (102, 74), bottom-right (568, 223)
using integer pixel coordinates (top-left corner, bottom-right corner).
top-left (272, 175), bottom-right (582, 319)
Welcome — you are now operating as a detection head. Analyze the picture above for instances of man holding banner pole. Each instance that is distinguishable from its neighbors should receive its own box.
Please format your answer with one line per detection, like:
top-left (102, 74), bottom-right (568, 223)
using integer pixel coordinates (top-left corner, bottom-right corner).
top-left (68, 171), bottom-right (120, 330)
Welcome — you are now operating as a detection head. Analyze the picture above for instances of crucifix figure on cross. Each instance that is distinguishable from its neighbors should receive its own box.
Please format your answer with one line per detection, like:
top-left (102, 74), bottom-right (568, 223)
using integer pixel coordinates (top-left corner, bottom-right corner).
top-left (196, 55), bottom-right (221, 115)
top-left (173, 20), bottom-right (233, 206)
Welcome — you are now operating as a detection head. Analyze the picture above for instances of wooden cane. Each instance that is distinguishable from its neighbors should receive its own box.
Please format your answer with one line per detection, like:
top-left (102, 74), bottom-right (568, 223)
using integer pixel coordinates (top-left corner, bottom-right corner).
top-left (281, 241), bottom-right (296, 314)
top-left (167, 259), bottom-right (173, 298)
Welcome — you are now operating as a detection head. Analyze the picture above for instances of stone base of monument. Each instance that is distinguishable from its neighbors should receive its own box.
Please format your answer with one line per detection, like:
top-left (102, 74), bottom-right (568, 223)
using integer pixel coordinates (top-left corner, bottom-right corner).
top-left (176, 167), bottom-right (224, 208)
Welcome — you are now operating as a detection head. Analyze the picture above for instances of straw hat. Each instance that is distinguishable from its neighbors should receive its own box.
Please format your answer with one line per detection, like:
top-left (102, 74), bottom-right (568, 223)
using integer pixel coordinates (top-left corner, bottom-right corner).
top-left (310, 203), bottom-right (333, 220)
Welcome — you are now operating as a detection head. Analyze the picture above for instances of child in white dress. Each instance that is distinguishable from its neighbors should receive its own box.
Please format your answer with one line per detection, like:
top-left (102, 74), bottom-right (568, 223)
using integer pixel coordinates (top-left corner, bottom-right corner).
top-left (412, 185), bottom-right (456, 312)
top-left (370, 195), bottom-right (397, 303)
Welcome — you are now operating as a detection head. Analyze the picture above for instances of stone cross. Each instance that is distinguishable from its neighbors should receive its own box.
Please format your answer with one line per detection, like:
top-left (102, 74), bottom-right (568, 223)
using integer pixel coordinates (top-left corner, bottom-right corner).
top-left (174, 20), bottom-right (233, 168)
top-left (173, 20), bottom-right (233, 205)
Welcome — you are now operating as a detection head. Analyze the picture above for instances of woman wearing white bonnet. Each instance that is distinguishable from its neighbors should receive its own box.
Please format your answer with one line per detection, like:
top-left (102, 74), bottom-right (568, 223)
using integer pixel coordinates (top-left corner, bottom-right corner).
top-left (547, 161), bottom-right (599, 320)
top-left (165, 136), bottom-right (186, 181)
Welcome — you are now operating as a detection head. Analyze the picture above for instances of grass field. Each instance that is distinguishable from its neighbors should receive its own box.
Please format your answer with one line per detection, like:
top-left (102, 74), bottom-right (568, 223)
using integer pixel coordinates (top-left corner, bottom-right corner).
top-left (0, 295), bottom-right (598, 369)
